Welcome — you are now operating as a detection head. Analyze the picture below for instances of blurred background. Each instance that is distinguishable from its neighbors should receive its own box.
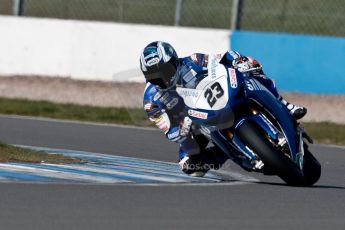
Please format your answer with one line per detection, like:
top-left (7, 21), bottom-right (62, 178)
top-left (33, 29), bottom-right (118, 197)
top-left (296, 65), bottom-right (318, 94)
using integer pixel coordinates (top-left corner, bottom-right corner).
top-left (0, 0), bottom-right (344, 125)
top-left (2, 0), bottom-right (345, 35)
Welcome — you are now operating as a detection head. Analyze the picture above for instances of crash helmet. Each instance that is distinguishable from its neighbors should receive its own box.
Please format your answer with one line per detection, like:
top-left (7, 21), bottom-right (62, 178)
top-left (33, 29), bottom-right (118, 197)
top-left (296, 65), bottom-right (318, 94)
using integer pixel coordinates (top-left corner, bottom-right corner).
top-left (140, 41), bottom-right (180, 89)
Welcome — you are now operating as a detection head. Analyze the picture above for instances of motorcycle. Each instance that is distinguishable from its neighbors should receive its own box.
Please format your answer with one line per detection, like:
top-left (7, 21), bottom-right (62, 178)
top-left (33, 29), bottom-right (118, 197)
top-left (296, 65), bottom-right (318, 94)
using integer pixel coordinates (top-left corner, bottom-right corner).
top-left (176, 56), bottom-right (321, 186)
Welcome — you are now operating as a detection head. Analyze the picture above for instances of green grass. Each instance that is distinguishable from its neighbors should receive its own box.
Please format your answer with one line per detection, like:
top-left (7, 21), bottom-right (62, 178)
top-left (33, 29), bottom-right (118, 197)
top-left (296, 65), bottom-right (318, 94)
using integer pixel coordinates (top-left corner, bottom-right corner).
top-left (1, 0), bottom-right (344, 36)
top-left (0, 141), bottom-right (81, 163)
top-left (0, 97), bottom-right (344, 145)
top-left (0, 0), bottom-right (12, 15)
top-left (0, 97), bottom-right (150, 126)
top-left (303, 122), bottom-right (345, 146)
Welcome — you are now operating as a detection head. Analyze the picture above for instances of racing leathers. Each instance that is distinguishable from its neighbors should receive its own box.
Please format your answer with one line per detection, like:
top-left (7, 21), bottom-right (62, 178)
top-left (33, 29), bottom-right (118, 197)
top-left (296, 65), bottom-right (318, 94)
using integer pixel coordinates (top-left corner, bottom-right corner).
top-left (143, 51), bottom-right (295, 177)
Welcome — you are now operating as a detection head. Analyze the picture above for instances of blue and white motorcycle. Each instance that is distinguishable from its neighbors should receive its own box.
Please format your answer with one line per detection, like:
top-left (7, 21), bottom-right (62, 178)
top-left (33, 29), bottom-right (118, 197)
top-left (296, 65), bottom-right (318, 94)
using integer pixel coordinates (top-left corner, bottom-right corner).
top-left (176, 56), bottom-right (321, 186)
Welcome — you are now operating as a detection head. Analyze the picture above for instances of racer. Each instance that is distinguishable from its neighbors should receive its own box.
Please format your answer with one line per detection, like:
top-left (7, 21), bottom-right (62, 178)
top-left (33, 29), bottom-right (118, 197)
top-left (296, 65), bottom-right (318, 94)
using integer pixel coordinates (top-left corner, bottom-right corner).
top-left (140, 41), bottom-right (307, 177)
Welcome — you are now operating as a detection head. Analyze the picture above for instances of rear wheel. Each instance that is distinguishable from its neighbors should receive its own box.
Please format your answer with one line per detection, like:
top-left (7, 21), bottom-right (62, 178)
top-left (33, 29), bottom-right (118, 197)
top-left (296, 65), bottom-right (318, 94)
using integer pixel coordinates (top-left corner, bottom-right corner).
top-left (237, 121), bottom-right (307, 185)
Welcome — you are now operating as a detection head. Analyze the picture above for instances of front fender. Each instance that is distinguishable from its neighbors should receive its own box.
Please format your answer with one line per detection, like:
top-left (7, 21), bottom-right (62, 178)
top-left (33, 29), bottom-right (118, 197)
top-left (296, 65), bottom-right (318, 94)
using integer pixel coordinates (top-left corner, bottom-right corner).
top-left (241, 78), bottom-right (299, 162)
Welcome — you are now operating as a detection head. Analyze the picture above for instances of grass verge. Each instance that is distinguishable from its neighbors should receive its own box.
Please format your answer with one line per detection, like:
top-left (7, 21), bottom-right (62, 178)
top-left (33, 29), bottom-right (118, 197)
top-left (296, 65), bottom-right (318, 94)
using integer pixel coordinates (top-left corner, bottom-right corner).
top-left (0, 142), bottom-right (81, 163)
top-left (0, 97), bottom-right (150, 126)
top-left (303, 122), bottom-right (345, 146)
top-left (0, 97), bottom-right (344, 146)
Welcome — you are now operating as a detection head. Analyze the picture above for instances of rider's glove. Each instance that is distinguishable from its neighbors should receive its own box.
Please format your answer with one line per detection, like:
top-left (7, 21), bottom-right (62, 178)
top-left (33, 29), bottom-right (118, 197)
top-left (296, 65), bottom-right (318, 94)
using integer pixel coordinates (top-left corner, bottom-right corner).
top-left (166, 117), bottom-right (192, 143)
top-left (233, 56), bottom-right (263, 77)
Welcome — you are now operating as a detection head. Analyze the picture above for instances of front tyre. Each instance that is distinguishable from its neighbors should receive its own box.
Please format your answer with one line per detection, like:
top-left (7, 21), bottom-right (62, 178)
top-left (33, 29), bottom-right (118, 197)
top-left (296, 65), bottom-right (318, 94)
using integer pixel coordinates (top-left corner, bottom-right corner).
top-left (302, 144), bottom-right (321, 186)
top-left (237, 121), bottom-right (310, 186)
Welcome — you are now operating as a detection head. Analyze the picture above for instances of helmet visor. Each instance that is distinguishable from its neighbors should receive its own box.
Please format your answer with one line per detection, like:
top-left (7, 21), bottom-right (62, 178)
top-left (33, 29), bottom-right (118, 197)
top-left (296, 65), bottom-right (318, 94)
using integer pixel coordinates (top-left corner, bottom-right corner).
top-left (145, 62), bottom-right (177, 89)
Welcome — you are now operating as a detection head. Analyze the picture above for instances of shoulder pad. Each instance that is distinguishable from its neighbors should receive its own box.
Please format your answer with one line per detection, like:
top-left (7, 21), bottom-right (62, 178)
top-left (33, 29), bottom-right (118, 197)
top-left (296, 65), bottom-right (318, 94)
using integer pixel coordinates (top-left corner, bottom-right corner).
top-left (143, 83), bottom-right (158, 102)
top-left (143, 83), bottom-right (159, 115)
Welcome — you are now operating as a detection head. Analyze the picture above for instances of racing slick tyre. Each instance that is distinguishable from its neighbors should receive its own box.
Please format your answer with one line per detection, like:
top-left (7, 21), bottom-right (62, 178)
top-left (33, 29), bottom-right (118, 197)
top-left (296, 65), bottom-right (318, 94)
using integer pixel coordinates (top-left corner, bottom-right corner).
top-left (302, 144), bottom-right (321, 186)
top-left (237, 120), bottom-right (316, 186)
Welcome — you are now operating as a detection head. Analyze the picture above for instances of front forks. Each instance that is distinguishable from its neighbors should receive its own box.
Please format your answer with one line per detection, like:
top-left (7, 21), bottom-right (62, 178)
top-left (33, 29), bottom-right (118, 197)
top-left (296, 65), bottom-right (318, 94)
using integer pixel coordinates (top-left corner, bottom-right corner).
top-left (295, 125), bottom-right (313, 171)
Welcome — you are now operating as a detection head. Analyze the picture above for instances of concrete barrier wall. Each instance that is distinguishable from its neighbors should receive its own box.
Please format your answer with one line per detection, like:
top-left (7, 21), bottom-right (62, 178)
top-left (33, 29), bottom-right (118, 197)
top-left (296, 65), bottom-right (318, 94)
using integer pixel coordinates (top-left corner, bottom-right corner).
top-left (231, 31), bottom-right (345, 94)
top-left (0, 16), bottom-right (229, 82)
top-left (3, 15), bottom-right (343, 94)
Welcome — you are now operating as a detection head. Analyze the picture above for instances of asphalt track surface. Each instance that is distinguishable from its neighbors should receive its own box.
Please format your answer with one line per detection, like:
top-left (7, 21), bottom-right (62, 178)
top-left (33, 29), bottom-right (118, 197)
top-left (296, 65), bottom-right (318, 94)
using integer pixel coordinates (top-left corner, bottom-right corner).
top-left (0, 115), bottom-right (344, 230)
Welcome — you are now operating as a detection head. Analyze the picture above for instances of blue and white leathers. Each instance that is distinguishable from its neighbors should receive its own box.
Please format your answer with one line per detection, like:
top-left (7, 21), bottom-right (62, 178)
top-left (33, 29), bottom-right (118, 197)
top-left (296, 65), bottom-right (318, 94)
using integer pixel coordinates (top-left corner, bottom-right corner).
top-left (143, 51), bottom-right (281, 168)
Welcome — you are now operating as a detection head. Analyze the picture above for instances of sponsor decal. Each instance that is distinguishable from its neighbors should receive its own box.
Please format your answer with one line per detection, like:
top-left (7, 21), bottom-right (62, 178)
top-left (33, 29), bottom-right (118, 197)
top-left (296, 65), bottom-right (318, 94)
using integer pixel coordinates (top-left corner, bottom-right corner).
top-left (167, 130), bottom-right (180, 139)
top-left (178, 90), bottom-right (199, 98)
top-left (210, 57), bottom-right (218, 79)
top-left (166, 98), bottom-right (178, 110)
top-left (159, 92), bottom-right (169, 103)
top-left (245, 79), bottom-right (267, 92)
top-left (230, 68), bottom-right (238, 88)
top-left (153, 91), bottom-right (162, 101)
top-left (146, 57), bottom-right (159, 66)
top-left (188, 109), bottom-right (208, 119)
top-left (182, 70), bottom-right (196, 83)
top-left (245, 80), bottom-right (254, 91)
top-left (182, 69), bottom-right (197, 88)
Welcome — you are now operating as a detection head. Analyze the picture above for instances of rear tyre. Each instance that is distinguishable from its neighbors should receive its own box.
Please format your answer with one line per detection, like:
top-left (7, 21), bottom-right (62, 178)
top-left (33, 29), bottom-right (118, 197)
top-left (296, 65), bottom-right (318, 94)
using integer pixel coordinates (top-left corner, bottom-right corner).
top-left (237, 121), bottom-right (305, 185)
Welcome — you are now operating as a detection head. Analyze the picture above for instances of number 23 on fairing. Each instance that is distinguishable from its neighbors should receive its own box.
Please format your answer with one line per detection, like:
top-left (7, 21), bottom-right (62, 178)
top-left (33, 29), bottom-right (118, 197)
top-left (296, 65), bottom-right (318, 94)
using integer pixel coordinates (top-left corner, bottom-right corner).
top-left (176, 61), bottom-right (230, 111)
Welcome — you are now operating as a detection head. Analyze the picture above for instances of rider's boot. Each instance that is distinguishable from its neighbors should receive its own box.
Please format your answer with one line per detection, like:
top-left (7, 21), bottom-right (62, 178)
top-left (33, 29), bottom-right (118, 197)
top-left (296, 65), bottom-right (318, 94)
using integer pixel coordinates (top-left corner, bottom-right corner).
top-left (279, 96), bottom-right (307, 120)
top-left (179, 146), bottom-right (228, 177)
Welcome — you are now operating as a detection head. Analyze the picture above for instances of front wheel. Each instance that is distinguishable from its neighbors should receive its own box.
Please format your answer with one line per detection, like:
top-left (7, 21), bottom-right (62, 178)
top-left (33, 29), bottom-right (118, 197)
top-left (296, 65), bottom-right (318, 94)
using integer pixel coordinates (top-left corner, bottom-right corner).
top-left (302, 144), bottom-right (321, 186)
top-left (237, 121), bottom-right (319, 186)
